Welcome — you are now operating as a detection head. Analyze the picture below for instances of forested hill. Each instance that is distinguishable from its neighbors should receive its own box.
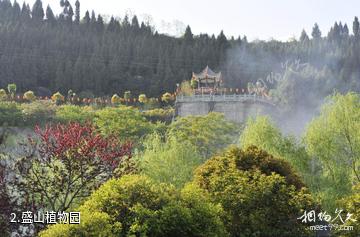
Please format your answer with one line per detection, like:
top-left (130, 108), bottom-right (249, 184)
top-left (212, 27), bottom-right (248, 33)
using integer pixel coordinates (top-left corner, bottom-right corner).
top-left (0, 0), bottom-right (360, 101)
top-left (0, 0), bottom-right (235, 97)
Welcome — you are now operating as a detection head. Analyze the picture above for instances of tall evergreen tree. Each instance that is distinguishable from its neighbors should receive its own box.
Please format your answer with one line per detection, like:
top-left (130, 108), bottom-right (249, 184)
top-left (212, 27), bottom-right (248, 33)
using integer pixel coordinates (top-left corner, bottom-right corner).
top-left (83, 10), bottom-right (90, 24)
top-left (45, 5), bottom-right (55, 23)
top-left (131, 15), bottom-right (140, 30)
top-left (20, 3), bottom-right (31, 21)
top-left (353, 16), bottom-right (360, 38)
top-left (300, 29), bottom-right (309, 42)
top-left (32, 0), bottom-right (44, 21)
top-left (12, 0), bottom-right (21, 20)
top-left (75, 0), bottom-right (80, 24)
top-left (311, 23), bottom-right (322, 39)
top-left (184, 25), bottom-right (194, 43)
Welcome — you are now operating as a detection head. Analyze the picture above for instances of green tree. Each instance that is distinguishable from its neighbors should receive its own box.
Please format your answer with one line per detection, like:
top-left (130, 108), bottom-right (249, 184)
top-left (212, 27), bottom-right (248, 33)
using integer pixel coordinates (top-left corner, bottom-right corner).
top-left (23, 90), bottom-right (36, 102)
top-left (21, 101), bottom-right (56, 126)
top-left (300, 29), bottom-right (309, 42)
top-left (111, 94), bottom-right (121, 105)
top-left (74, 0), bottom-right (80, 24)
top-left (240, 116), bottom-right (311, 176)
top-left (55, 105), bottom-right (94, 124)
top-left (95, 107), bottom-right (154, 141)
top-left (51, 92), bottom-right (65, 105)
top-left (7, 84), bottom-right (16, 99)
top-left (161, 92), bottom-right (173, 103)
top-left (169, 113), bottom-right (238, 158)
top-left (184, 25), bottom-right (194, 43)
top-left (353, 16), bottom-right (360, 38)
top-left (39, 175), bottom-right (228, 237)
top-left (0, 102), bottom-right (23, 126)
top-left (45, 5), bottom-right (55, 24)
top-left (337, 184), bottom-right (360, 237)
top-left (304, 93), bottom-right (360, 192)
top-left (138, 133), bottom-right (202, 188)
top-left (32, 0), bottom-right (44, 21)
top-left (124, 91), bottom-right (131, 105)
top-left (0, 89), bottom-right (7, 101)
top-left (138, 94), bottom-right (147, 104)
top-left (194, 146), bottom-right (317, 237)
top-left (311, 23), bottom-right (322, 39)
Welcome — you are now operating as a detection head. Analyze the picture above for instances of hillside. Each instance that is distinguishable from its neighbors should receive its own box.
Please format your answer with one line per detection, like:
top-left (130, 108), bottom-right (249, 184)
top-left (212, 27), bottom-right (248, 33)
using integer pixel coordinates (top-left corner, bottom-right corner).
top-left (0, 0), bottom-right (359, 104)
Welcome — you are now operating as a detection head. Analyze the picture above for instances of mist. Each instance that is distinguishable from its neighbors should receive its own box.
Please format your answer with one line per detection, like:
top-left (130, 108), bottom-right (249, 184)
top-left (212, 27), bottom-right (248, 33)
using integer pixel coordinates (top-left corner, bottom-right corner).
top-left (222, 30), bottom-right (360, 135)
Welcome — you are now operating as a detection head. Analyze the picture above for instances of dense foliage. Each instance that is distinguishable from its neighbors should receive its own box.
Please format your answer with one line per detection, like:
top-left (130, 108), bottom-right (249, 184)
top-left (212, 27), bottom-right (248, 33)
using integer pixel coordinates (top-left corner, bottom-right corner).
top-left (337, 184), bottom-right (360, 237)
top-left (304, 92), bottom-right (360, 208)
top-left (137, 133), bottom-right (202, 188)
top-left (7, 123), bottom-right (132, 217)
top-left (39, 175), bottom-right (228, 237)
top-left (194, 146), bottom-right (317, 237)
top-left (95, 106), bottom-right (155, 141)
top-left (0, 0), bottom-right (359, 111)
top-left (168, 113), bottom-right (238, 157)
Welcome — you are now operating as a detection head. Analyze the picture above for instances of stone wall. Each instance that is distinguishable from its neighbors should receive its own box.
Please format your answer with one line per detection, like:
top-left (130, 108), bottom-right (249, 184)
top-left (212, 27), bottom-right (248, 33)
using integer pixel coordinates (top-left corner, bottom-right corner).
top-left (175, 98), bottom-right (277, 123)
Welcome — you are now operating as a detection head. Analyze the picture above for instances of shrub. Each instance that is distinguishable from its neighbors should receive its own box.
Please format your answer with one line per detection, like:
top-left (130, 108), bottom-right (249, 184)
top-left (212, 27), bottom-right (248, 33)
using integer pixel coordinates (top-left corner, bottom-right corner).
top-left (0, 89), bottom-right (7, 101)
top-left (21, 101), bottom-right (56, 126)
top-left (143, 108), bottom-right (174, 123)
top-left (95, 107), bottom-right (153, 141)
top-left (0, 102), bottom-right (22, 126)
top-left (138, 94), bottom-right (147, 103)
top-left (179, 80), bottom-right (194, 96)
top-left (124, 91), bottom-right (131, 100)
top-left (51, 92), bottom-right (65, 105)
top-left (190, 79), bottom-right (198, 89)
top-left (193, 146), bottom-right (317, 237)
top-left (23, 90), bottom-right (36, 102)
top-left (7, 83), bottom-right (16, 98)
top-left (55, 105), bottom-right (94, 124)
top-left (39, 175), bottom-right (228, 237)
top-left (161, 92), bottom-right (173, 103)
top-left (111, 94), bottom-right (121, 105)
top-left (143, 97), bottom-right (160, 110)
top-left (336, 184), bottom-right (360, 237)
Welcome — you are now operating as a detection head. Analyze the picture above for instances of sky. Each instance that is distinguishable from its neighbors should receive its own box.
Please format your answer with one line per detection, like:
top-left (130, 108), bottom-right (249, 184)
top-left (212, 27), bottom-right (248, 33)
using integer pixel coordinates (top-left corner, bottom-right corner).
top-left (26, 0), bottom-right (360, 41)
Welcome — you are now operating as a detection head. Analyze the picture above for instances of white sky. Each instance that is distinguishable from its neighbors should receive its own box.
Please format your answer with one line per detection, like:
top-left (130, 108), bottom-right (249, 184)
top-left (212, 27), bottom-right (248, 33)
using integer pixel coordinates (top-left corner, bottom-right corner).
top-left (25, 0), bottom-right (360, 41)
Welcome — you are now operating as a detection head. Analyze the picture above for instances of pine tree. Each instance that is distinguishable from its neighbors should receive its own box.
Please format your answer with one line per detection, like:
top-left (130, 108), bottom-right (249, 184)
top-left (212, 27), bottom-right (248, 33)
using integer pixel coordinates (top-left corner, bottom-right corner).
top-left (343, 23), bottom-right (349, 38)
top-left (12, 0), bottom-right (21, 20)
top-left (75, 0), bottom-right (80, 24)
top-left (91, 10), bottom-right (96, 24)
top-left (46, 5), bottom-right (55, 24)
top-left (311, 23), bottom-right (321, 39)
top-left (184, 25), bottom-right (193, 43)
top-left (353, 16), bottom-right (360, 38)
top-left (67, 6), bottom-right (74, 22)
top-left (300, 29), bottom-right (309, 42)
top-left (131, 15), bottom-right (140, 30)
top-left (83, 10), bottom-right (90, 24)
top-left (20, 3), bottom-right (31, 22)
top-left (96, 14), bottom-right (104, 32)
top-left (32, 0), bottom-right (44, 21)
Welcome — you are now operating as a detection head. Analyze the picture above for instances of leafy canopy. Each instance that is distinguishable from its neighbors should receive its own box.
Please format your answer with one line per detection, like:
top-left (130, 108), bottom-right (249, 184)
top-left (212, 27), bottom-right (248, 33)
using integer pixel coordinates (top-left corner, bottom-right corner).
top-left (39, 175), bottom-right (228, 237)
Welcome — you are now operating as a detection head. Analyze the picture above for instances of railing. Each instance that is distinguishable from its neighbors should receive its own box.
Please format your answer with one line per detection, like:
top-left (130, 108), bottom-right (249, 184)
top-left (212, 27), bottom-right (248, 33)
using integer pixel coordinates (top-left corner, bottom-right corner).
top-left (176, 94), bottom-right (275, 105)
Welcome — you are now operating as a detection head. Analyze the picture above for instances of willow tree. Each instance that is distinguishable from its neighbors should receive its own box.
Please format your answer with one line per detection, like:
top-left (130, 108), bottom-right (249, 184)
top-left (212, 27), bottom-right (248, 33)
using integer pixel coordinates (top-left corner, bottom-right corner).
top-left (305, 92), bottom-right (360, 197)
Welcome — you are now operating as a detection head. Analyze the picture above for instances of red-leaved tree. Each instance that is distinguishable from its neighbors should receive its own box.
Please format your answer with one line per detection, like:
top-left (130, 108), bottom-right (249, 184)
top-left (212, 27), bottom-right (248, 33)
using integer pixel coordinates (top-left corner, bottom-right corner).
top-left (12, 122), bottom-right (132, 217)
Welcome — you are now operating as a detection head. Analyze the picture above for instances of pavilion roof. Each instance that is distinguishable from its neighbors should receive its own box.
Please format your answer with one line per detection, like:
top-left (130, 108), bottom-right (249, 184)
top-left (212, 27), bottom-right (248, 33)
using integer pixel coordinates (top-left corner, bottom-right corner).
top-left (192, 66), bottom-right (222, 81)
